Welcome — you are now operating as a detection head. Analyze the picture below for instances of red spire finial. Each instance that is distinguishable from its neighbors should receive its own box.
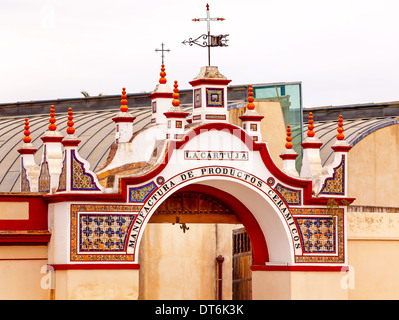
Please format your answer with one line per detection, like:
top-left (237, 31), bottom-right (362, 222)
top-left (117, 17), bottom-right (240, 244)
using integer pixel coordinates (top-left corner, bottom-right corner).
top-left (337, 115), bottom-right (345, 140)
top-left (23, 118), bottom-right (32, 143)
top-left (120, 87), bottom-right (128, 112)
top-left (48, 105), bottom-right (57, 131)
top-left (206, 3), bottom-right (209, 10)
top-left (172, 81), bottom-right (180, 107)
top-left (66, 108), bottom-right (75, 135)
top-left (307, 112), bottom-right (315, 137)
top-left (285, 125), bottom-right (293, 149)
top-left (159, 64), bottom-right (167, 84)
top-left (247, 85), bottom-right (255, 110)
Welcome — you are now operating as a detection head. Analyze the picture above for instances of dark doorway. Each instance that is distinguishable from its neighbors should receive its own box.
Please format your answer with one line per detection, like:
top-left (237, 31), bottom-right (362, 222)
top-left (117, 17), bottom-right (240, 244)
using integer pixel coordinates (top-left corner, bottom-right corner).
top-left (232, 227), bottom-right (252, 300)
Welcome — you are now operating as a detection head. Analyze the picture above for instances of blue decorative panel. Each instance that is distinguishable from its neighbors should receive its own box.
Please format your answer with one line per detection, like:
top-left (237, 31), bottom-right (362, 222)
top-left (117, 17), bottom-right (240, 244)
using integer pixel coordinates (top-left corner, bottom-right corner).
top-left (296, 217), bottom-right (336, 254)
top-left (129, 182), bottom-right (157, 203)
top-left (275, 183), bottom-right (301, 205)
top-left (206, 88), bottom-right (224, 107)
top-left (79, 213), bottom-right (136, 252)
top-left (194, 88), bottom-right (201, 108)
top-left (71, 150), bottom-right (100, 191)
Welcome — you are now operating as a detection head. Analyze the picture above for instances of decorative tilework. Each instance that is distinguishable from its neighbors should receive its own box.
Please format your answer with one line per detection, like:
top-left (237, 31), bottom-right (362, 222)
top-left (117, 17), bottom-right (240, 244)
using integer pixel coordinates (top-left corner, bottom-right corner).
top-left (319, 155), bottom-right (345, 195)
top-left (129, 182), bottom-right (157, 203)
top-left (57, 155), bottom-right (67, 192)
top-left (250, 123), bottom-right (257, 131)
top-left (205, 114), bottom-right (226, 120)
top-left (70, 204), bottom-right (141, 261)
top-left (267, 177), bottom-right (275, 186)
top-left (71, 150), bottom-right (101, 191)
top-left (156, 176), bottom-right (165, 185)
top-left (194, 88), bottom-right (202, 108)
top-left (79, 213), bottom-right (135, 252)
top-left (206, 88), bottom-right (224, 107)
top-left (296, 217), bottom-right (335, 253)
top-left (275, 183), bottom-right (301, 205)
top-left (291, 208), bottom-right (345, 263)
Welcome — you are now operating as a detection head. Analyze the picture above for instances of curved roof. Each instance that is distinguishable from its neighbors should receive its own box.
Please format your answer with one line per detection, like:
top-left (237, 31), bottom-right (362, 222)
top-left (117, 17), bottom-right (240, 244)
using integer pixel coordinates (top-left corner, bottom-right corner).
top-left (0, 91), bottom-right (398, 192)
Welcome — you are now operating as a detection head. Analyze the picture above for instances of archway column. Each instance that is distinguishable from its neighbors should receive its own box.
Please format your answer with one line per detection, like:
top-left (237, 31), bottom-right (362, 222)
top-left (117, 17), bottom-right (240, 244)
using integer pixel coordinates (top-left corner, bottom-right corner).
top-left (251, 266), bottom-right (349, 300)
top-left (49, 265), bottom-right (140, 300)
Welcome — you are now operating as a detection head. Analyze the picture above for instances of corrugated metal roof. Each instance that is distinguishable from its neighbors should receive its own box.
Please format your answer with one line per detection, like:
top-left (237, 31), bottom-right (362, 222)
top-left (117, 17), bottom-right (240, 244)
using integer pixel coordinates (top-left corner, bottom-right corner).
top-left (0, 95), bottom-right (398, 192)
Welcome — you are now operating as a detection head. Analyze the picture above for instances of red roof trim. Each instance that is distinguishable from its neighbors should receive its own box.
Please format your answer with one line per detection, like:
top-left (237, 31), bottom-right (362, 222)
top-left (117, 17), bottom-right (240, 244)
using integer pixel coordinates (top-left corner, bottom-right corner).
top-left (189, 79), bottom-right (232, 87)
top-left (41, 136), bottom-right (63, 143)
top-left (112, 117), bottom-right (136, 123)
top-left (163, 112), bottom-right (190, 119)
top-left (148, 92), bottom-right (173, 99)
top-left (279, 153), bottom-right (298, 160)
top-left (331, 145), bottom-right (352, 152)
top-left (62, 140), bottom-right (81, 147)
top-left (17, 149), bottom-right (37, 155)
top-left (301, 142), bottom-right (323, 149)
top-left (239, 115), bottom-right (264, 122)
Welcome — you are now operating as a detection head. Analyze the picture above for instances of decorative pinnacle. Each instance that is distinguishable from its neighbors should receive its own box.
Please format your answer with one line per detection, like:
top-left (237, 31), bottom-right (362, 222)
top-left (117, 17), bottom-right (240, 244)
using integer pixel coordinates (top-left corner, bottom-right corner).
top-left (48, 105), bottom-right (57, 131)
top-left (67, 108), bottom-right (75, 135)
top-left (23, 118), bottom-right (32, 143)
top-left (285, 125), bottom-right (293, 149)
top-left (337, 115), bottom-right (345, 140)
top-left (159, 64), bottom-right (167, 84)
top-left (247, 85), bottom-right (255, 110)
top-left (120, 87), bottom-right (128, 112)
top-left (307, 112), bottom-right (315, 137)
top-left (172, 81), bottom-right (180, 107)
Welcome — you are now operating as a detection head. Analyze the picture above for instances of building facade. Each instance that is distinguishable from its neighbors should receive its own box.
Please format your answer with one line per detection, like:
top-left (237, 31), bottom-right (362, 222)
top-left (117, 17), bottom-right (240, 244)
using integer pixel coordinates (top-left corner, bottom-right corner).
top-left (0, 63), bottom-right (399, 300)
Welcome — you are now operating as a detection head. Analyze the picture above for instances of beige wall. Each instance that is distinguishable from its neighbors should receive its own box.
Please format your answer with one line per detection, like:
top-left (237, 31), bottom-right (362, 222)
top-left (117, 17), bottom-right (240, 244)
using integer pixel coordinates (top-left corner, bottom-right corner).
top-left (348, 124), bottom-right (399, 207)
top-left (54, 269), bottom-right (139, 300)
top-left (0, 246), bottom-right (49, 300)
top-left (252, 270), bottom-right (348, 300)
top-left (139, 223), bottom-right (241, 300)
top-left (347, 240), bottom-right (399, 300)
top-left (347, 208), bottom-right (399, 299)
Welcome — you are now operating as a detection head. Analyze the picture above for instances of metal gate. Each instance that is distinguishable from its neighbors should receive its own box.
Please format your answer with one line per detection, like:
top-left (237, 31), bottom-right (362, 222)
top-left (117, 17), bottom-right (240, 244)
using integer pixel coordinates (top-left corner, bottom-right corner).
top-left (232, 228), bottom-right (252, 300)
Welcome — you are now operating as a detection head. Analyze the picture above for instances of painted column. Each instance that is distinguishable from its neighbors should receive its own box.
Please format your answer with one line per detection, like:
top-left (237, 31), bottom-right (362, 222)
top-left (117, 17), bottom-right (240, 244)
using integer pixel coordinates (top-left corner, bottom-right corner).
top-left (190, 66), bottom-right (231, 124)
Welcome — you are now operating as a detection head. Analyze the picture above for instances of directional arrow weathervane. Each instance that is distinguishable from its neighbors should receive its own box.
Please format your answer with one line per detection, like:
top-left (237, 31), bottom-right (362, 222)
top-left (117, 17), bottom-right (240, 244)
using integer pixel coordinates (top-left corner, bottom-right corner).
top-left (182, 3), bottom-right (229, 66)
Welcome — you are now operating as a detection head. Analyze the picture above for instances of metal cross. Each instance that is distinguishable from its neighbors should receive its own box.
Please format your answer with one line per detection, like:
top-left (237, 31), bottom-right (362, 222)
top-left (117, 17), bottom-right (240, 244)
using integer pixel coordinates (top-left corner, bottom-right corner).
top-left (155, 43), bottom-right (170, 65)
top-left (185, 3), bottom-right (227, 66)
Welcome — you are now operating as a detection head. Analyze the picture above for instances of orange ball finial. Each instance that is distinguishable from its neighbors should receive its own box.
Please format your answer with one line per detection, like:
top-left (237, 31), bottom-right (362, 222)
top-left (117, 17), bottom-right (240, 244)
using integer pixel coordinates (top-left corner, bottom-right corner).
top-left (23, 118), bottom-right (32, 143)
top-left (337, 115), bottom-right (345, 140)
top-left (285, 125), bottom-right (293, 149)
top-left (48, 105), bottom-right (57, 131)
top-left (247, 85), bottom-right (255, 110)
top-left (66, 108), bottom-right (75, 135)
top-left (120, 87), bottom-right (128, 112)
top-left (307, 112), bottom-right (315, 137)
top-left (159, 64), bottom-right (167, 84)
top-left (172, 81), bottom-right (180, 107)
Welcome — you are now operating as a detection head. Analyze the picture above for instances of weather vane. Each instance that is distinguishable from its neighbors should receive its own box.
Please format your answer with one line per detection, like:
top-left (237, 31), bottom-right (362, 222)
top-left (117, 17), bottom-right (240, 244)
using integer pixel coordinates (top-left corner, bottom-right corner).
top-left (155, 43), bottom-right (170, 65)
top-left (182, 3), bottom-right (229, 66)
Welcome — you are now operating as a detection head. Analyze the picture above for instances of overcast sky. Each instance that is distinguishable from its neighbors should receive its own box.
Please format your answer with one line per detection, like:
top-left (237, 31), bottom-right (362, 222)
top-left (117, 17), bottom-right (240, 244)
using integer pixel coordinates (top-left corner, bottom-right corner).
top-left (0, 0), bottom-right (398, 108)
